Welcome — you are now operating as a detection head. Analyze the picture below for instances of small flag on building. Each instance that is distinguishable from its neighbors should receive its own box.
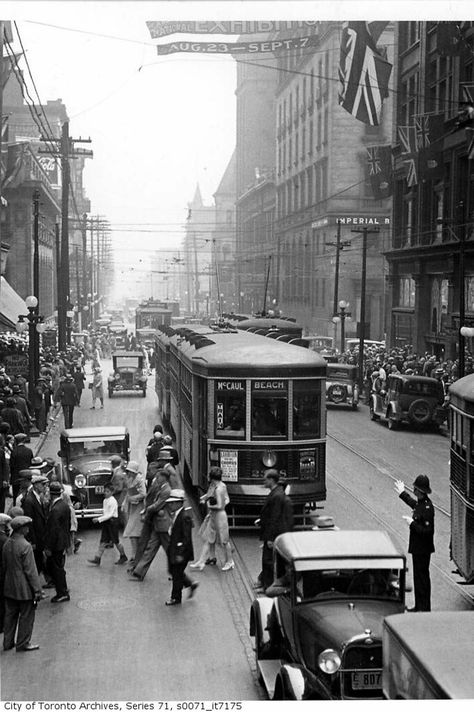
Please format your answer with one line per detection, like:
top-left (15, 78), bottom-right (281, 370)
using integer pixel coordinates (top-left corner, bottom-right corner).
top-left (365, 145), bottom-right (393, 199)
top-left (415, 113), bottom-right (445, 180)
top-left (466, 127), bottom-right (474, 160)
top-left (398, 125), bottom-right (418, 187)
top-left (338, 21), bottom-right (392, 126)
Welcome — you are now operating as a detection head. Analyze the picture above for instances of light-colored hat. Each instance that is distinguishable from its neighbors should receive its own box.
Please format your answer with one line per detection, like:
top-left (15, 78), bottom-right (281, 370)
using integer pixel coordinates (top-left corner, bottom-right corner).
top-left (14, 433), bottom-right (28, 442)
top-left (30, 456), bottom-right (47, 469)
top-left (10, 515), bottom-right (32, 531)
top-left (125, 460), bottom-right (140, 474)
top-left (31, 474), bottom-right (48, 484)
top-left (0, 513), bottom-right (12, 526)
top-left (166, 488), bottom-right (185, 502)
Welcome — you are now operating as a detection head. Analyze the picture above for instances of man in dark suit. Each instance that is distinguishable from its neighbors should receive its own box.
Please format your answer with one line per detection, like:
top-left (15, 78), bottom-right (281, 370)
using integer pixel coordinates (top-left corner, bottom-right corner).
top-left (44, 481), bottom-right (71, 603)
top-left (9, 434), bottom-right (33, 502)
top-left (22, 474), bottom-right (49, 580)
top-left (256, 469), bottom-right (293, 591)
top-left (11, 385), bottom-right (32, 438)
top-left (164, 489), bottom-right (198, 606)
top-left (2, 515), bottom-right (42, 651)
top-left (54, 374), bottom-right (78, 429)
top-left (130, 469), bottom-right (171, 581)
top-left (1, 397), bottom-right (26, 436)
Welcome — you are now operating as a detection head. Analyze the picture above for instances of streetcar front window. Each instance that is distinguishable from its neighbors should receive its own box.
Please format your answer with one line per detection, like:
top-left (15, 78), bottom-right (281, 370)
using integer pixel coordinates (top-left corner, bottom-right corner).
top-left (215, 392), bottom-right (246, 438)
top-left (252, 396), bottom-right (287, 438)
top-left (293, 381), bottom-right (321, 439)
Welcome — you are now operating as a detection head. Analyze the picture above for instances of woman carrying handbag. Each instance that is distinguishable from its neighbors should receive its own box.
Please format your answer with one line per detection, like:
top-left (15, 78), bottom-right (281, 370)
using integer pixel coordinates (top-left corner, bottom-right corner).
top-left (190, 466), bottom-right (234, 572)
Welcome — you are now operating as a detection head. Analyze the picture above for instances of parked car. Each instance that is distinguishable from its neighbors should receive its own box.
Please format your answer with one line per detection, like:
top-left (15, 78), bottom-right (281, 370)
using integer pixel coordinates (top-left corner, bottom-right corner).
top-left (58, 426), bottom-right (130, 518)
top-left (369, 373), bottom-right (448, 430)
top-left (108, 351), bottom-right (147, 397)
top-left (250, 529), bottom-right (406, 700)
top-left (383, 612), bottom-right (474, 699)
top-left (326, 363), bottom-right (359, 409)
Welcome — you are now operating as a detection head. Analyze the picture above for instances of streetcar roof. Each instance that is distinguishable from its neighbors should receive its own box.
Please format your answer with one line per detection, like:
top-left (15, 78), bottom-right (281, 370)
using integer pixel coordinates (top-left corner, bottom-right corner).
top-left (449, 373), bottom-right (474, 404)
top-left (161, 325), bottom-right (327, 375)
top-left (274, 530), bottom-right (404, 569)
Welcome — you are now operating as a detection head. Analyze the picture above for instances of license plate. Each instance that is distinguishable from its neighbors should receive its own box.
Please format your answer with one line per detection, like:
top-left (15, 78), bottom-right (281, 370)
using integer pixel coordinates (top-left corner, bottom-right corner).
top-left (95, 486), bottom-right (105, 494)
top-left (352, 672), bottom-right (381, 690)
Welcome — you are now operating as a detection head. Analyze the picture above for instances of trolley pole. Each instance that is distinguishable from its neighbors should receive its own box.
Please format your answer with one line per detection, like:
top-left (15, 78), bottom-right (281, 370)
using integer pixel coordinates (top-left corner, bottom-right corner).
top-left (326, 219), bottom-right (351, 316)
top-left (351, 226), bottom-right (380, 392)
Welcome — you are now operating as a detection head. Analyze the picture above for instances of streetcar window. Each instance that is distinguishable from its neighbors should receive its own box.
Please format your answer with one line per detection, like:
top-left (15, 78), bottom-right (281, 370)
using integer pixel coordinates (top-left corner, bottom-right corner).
top-left (215, 392), bottom-right (246, 438)
top-left (252, 396), bottom-right (287, 438)
top-left (293, 381), bottom-right (321, 439)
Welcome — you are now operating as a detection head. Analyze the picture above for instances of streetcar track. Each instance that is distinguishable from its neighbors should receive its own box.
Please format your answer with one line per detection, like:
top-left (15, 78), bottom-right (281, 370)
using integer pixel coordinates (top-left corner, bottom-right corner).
top-left (327, 431), bottom-right (451, 518)
top-left (327, 466), bottom-right (474, 607)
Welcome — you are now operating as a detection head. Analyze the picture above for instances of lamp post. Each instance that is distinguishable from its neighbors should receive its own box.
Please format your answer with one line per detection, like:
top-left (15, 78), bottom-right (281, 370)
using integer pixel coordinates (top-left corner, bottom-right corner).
top-left (332, 300), bottom-right (351, 353)
top-left (16, 295), bottom-right (46, 422)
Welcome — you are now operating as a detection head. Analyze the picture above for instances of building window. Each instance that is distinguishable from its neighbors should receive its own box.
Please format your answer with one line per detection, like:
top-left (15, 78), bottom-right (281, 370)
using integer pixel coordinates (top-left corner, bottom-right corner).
top-left (308, 119), bottom-right (314, 155)
top-left (399, 72), bottom-right (419, 124)
top-left (307, 167), bottom-right (313, 207)
top-left (427, 54), bottom-right (454, 118)
top-left (398, 277), bottom-right (416, 307)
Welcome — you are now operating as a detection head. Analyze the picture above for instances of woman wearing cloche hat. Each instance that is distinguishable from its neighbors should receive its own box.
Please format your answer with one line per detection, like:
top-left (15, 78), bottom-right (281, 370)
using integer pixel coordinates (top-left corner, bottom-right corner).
top-left (394, 474), bottom-right (434, 612)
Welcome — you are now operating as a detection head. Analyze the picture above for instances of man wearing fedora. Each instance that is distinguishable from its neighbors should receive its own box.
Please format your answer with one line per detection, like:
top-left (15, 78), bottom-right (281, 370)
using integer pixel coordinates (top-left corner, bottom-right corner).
top-left (2, 515), bottom-right (42, 651)
top-left (22, 474), bottom-right (49, 581)
top-left (9, 434), bottom-right (33, 502)
top-left (164, 489), bottom-right (198, 606)
top-left (44, 481), bottom-right (71, 603)
top-left (394, 475), bottom-right (435, 612)
top-left (54, 373), bottom-right (79, 429)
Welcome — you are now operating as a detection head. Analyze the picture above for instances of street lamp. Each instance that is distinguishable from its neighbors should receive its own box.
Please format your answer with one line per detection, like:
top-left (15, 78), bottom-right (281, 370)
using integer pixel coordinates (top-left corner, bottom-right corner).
top-left (16, 295), bottom-right (46, 431)
top-left (332, 300), bottom-right (351, 353)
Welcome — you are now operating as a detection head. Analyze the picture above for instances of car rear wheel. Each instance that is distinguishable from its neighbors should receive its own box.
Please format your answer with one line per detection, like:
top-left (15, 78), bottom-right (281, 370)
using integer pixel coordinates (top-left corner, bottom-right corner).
top-left (408, 399), bottom-right (432, 426)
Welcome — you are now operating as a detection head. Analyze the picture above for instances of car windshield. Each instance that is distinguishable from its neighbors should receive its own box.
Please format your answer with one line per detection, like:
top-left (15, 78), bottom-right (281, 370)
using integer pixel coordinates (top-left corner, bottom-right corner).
top-left (115, 357), bottom-right (140, 369)
top-left (295, 567), bottom-right (403, 602)
top-left (69, 439), bottom-right (125, 458)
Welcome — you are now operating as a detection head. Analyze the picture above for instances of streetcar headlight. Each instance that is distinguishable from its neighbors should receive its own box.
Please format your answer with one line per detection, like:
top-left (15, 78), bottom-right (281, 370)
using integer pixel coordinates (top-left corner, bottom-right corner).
top-left (318, 649), bottom-right (341, 674)
top-left (75, 474), bottom-right (86, 488)
top-left (262, 450), bottom-right (277, 467)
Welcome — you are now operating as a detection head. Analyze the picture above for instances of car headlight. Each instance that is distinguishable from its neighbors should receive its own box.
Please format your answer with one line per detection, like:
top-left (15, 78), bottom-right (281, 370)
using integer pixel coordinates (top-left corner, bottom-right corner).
top-left (75, 474), bottom-right (86, 488)
top-left (262, 450), bottom-right (277, 467)
top-left (318, 649), bottom-right (341, 674)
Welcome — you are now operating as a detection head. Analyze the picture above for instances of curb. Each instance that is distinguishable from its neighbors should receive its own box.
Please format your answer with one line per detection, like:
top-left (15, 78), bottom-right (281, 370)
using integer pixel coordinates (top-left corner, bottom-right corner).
top-left (32, 404), bottom-right (62, 457)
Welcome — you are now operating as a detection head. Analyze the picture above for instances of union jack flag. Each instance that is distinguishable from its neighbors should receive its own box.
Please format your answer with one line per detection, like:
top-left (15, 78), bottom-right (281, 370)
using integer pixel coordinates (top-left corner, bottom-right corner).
top-left (398, 125), bottom-right (418, 186)
top-left (338, 21), bottom-right (392, 126)
top-left (365, 145), bottom-right (392, 198)
top-left (367, 146), bottom-right (382, 175)
top-left (415, 116), bottom-right (431, 149)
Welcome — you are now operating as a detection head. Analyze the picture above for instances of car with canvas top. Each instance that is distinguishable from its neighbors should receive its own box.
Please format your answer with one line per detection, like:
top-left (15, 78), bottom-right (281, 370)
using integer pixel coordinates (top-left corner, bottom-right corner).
top-left (250, 528), bottom-right (406, 700)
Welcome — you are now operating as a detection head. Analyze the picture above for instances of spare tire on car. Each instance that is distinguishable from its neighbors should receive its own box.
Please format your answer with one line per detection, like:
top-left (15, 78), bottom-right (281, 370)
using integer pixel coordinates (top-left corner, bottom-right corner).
top-left (408, 399), bottom-right (432, 425)
top-left (327, 384), bottom-right (346, 403)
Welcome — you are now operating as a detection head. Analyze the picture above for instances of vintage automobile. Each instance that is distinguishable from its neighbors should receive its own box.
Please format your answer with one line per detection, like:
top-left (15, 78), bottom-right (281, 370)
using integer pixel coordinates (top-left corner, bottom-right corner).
top-left (58, 426), bottom-right (130, 519)
top-left (369, 373), bottom-right (448, 430)
top-left (250, 529), bottom-right (406, 700)
top-left (108, 350), bottom-right (147, 397)
top-left (383, 612), bottom-right (474, 699)
top-left (326, 363), bottom-right (359, 409)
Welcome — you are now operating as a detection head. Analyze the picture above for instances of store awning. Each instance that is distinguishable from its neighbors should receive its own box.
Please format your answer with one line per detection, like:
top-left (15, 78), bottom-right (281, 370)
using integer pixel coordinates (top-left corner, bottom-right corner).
top-left (0, 277), bottom-right (27, 331)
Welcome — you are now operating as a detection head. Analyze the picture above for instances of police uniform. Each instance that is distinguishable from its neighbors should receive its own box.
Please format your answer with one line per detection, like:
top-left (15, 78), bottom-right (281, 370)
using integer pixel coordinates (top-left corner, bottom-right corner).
top-left (399, 475), bottom-right (434, 612)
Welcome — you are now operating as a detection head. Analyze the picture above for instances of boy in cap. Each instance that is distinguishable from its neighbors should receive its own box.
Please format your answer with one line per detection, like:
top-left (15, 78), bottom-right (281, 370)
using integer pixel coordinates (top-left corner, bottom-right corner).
top-left (164, 489), bottom-right (198, 606)
top-left (2, 516), bottom-right (42, 651)
top-left (88, 483), bottom-right (128, 566)
top-left (394, 475), bottom-right (435, 612)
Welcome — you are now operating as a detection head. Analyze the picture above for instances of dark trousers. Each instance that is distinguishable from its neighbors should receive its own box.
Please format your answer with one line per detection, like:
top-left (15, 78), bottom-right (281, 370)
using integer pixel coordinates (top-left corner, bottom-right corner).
top-left (0, 593), bottom-right (4, 634)
top-left (169, 560), bottom-right (193, 602)
top-left (0, 486), bottom-right (7, 514)
top-left (33, 547), bottom-right (45, 577)
top-left (76, 388), bottom-right (83, 405)
top-left (260, 542), bottom-right (274, 589)
top-left (133, 529), bottom-right (170, 579)
top-left (3, 597), bottom-right (36, 650)
top-left (46, 549), bottom-right (68, 596)
top-left (412, 553), bottom-right (431, 611)
top-left (62, 404), bottom-right (74, 429)
top-left (34, 405), bottom-right (46, 433)
top-left (134, 518), bottom-right (153, 564)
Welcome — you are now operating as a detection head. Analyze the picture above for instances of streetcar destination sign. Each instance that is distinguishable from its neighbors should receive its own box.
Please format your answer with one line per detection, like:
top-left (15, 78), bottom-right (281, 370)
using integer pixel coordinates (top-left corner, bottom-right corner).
top-left (253, 380), bottom-right (286, 390)
top-left (147, 20), bottom-right (319, 38)
top-left (216, 380), bottom-right (245, 391)
top-left (155, 36), bottom-right (318, 56)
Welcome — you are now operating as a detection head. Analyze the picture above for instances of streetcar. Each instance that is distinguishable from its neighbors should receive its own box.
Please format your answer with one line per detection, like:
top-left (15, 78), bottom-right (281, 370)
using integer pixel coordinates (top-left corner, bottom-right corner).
top-left (448, 374), bottom-right (474, 582)
top-left (135, 298), bottom-right (173, 331)
top-left (154, 323), bottom-right (327, 527)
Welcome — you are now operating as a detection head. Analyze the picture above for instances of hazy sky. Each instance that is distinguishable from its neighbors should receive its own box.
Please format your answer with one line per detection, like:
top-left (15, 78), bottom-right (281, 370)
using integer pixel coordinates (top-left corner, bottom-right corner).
top-left (1, 0), bottom-right (472, 289)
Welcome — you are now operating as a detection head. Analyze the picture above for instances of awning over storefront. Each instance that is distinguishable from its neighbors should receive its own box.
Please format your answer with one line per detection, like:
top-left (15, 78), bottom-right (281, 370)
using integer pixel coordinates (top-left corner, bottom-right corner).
top-left (0, 277), bottom-right (27, 330)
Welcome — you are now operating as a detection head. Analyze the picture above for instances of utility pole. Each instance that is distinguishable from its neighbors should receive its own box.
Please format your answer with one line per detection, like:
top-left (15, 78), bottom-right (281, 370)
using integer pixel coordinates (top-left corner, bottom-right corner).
top-left (262, 255), bottom-right (272, 315)
top-left (326, 219), bottom-right (351, 316)
top-left (32, 189), bottom-right (40, 384)
top-left (39, 121), bottom-right (92, 350)
top-left (81, 213), bottom-right (88, 324)
top-left (352, 226), bottom-right (380, 392)
top-left (75, 244), bottom-right (81, 331)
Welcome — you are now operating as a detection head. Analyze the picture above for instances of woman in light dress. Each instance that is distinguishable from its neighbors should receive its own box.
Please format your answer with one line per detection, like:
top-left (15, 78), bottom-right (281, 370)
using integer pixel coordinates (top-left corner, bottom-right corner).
top-left (190, 466), bottom-right (234, 572)
top-left (121, 460), bottom-right (146, 563)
